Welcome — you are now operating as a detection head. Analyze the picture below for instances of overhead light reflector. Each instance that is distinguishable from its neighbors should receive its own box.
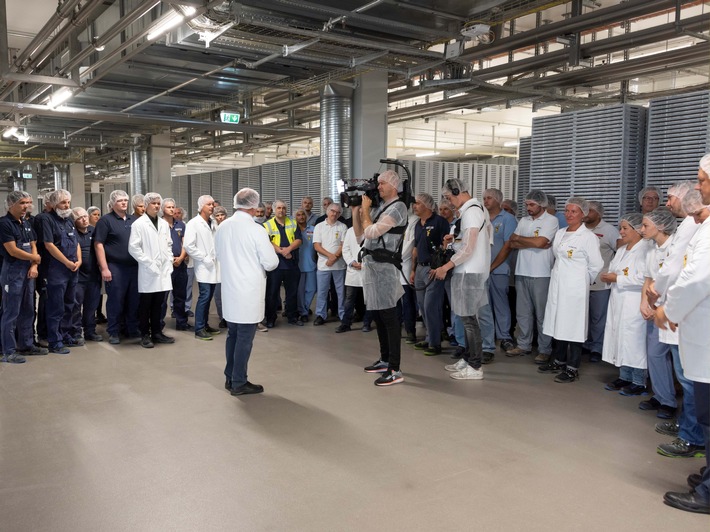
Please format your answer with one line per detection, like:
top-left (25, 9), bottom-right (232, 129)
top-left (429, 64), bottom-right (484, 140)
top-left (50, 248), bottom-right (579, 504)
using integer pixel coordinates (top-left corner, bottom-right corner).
top-left (48, 88), bottom-right (73, 108)
top-left (147, 7), bottom-right (196, 41)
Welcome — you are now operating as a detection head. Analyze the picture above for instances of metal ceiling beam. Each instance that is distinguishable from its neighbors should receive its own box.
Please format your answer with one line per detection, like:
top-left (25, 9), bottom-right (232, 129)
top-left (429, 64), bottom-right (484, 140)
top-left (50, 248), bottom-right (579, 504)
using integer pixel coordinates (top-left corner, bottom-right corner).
top-left (1, 73), bottom-right (80, 87)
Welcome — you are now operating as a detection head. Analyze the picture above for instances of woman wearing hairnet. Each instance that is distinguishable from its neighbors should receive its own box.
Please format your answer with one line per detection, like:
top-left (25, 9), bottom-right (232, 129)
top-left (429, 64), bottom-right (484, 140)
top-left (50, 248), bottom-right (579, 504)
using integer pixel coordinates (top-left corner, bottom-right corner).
top-left (601, 213), bottom-right (651, 393)
top-left (538, 197), bottom-right (603, 383)
top-left (638, 207), bottom-right (678, 416)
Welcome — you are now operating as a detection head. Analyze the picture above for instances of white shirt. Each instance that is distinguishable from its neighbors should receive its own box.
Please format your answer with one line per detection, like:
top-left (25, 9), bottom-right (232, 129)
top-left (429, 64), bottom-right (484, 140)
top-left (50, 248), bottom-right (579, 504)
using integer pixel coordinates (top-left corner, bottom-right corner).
top-left (313, 219), bottom-right (347, 271)
top-left (342, 227), bottom-right (363, 287)
top-left (128, 214), bottom-right (173, 293)
top-left (184, 214), bottom-right (219, 283)
top-left (215, 210), bottom-right (279, 323)
top-left (514, 211), bottom-right (559, 277)
top-left (587, 219), bottom-right (620, 291)
top-left (644, 234), bottom-right (674, 281)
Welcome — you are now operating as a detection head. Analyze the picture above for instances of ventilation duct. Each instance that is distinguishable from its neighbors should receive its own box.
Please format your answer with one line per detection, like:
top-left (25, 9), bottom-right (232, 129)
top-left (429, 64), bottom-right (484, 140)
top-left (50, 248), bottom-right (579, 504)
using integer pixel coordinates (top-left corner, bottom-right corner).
top-left (130, 147), bottom-right (149, 195)
top-left (320, 84), bottom-right (352, 202)
top-left (53, 164), bottom-right (68, 190)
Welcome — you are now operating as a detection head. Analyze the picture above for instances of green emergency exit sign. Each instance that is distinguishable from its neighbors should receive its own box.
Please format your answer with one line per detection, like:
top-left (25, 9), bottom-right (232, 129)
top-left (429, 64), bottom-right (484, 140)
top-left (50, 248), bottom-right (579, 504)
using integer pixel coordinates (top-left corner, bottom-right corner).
top-left (220, 111), bottom-right (241, 124)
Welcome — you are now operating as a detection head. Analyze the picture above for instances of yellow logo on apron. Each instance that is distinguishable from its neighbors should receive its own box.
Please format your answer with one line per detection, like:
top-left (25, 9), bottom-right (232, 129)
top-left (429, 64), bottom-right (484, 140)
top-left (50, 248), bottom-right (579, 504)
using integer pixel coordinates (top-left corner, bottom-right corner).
top-left (567, 249), bottom-right (573, 258)
top-left (683, 254), bottom-right (687, 267)
top-left (622, 267), bottom-right (629, 276)
top-left (534, 229), bottom-right (539, 237)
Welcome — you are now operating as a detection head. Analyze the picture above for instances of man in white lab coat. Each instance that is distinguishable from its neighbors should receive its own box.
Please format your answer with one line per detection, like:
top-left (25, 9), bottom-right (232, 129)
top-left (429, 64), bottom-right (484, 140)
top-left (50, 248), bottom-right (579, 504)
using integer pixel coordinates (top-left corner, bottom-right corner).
top-left (184, 195), bottom-right (220, 340)
top-left (216, 188), bottom-right (279, 396)
top-left (128, 192), bottom-right (174, 349)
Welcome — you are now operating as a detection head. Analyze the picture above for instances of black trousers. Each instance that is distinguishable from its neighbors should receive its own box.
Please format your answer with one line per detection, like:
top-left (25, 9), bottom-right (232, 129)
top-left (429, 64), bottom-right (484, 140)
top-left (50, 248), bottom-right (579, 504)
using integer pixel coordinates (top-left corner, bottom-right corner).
top-left (139, 291), bottom-right (167, 336)
top-left (162, 264), bottom-right (187, 327)
top-left (266, 268), bottom-right (299, 323)
top-left (372, 306), bottom-right (401, 371)
top-left (693, 381), bottom-right (710, 501)
top-left (555, 340), bottom-right (583, 370)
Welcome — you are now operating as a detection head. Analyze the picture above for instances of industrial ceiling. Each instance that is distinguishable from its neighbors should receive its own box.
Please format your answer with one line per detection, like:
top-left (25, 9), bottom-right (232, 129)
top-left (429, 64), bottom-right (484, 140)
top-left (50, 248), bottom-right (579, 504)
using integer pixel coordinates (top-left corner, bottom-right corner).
top-left (1, 0), bottom-right (708, 186)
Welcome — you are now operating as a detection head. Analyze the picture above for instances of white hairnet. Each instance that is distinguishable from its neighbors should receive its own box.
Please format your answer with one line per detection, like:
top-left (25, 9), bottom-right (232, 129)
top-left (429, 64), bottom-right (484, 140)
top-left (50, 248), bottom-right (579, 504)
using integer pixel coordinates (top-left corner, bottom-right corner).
top-left (638, 186), bottom-right (660, 205)
top-left (143, 192), bottom-right (162, 206)
top-left (442, 178), bottom-right (468, 196)
top-left (699, 153), bottom-right (710, 175)
top-left (72, 207), bottom-right (88, 220)
top-left (681, 190), bottom-right (707, 214)
top-left (234, 188), bottom-right (260, 210)
top-left (565, 196), bottom-right (590, 216)
top-left (620, 212), bottom-right (643, 232)
top-left (6, 190), bottom-right (31, 209)
top-left (378, 170), bottom-right (401, 191)
top-left (644, 207), bottom-right (677, 235)
top-left (108, 190), bottom-right (128, 209)
top-left (87, 205), bottom-right (100, 216)
top-left (327, 202), bottom-right (342, 214)
top-left (667, 181), bottom-right (695, 200)
top-left (484, 188), bottom-right (503, 205)
top-left (197, 195), bottom-right (214, 211)
top-left (546, 194), bottom-right (557, 208)
top-left (162, 198), bottom-right (175, 208)
top-left (49, 189), bottom-right (71, 205)
top-left (131, 194), bottom-right (144, 210)
top-left (415, 193), bottom-right (435, 211)
top-left (587, 200), bottom-right (604, 217)
top-left (525, 189), bottom-right (548, 207)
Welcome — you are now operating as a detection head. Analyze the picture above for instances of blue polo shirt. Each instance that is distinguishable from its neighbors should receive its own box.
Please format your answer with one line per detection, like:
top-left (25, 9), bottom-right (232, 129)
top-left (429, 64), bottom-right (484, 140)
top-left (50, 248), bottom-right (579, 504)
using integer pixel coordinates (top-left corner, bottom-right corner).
top-left (41, 210), bottom-right (78, 262)
top-left (490, 210), bottom-right (518, 275)
top-left (76, 226), bottom-right (99, 282)
top-left (298, 225), bottom-right (317, 273)
top-left (414, 213), bottom-right (450, 264)
top-left (93, 211), bottom-right (138, 266)
top-left (0, 213), bottom-right (36, 264)
top-left (167, 219), bottom-right (186, 258)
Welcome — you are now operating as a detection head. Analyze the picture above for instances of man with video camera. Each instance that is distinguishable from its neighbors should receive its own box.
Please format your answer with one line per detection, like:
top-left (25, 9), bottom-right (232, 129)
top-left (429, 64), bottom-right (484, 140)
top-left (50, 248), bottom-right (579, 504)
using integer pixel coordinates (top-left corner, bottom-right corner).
top-left (352, 170), bottom-right (409, 386)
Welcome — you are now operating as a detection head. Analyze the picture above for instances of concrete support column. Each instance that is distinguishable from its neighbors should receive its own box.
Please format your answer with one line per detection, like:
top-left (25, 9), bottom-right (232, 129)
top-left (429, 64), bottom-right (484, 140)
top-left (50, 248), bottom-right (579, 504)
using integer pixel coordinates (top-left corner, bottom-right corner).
top-left (69, 162), bottom-right (84, 204)
top-left (353, 71), bottom-right (388, 181)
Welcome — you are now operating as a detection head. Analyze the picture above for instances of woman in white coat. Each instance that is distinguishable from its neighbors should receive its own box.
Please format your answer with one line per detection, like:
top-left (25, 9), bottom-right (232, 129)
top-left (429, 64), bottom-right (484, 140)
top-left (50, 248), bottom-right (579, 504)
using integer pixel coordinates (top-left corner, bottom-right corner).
top-left (601, 213), bottom-right (650, 394)
top-left (539, 197), bottom-right (603, 383)
top-left (128, 192), bottom-right (174, 347)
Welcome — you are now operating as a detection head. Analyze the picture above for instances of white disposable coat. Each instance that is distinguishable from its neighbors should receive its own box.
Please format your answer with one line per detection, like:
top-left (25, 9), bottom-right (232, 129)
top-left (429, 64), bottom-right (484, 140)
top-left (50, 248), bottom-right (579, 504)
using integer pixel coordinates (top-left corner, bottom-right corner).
top-left (664, 216), bottom-right (710, 383)
top-left (215, 210), bottom-right (279, 323)
top-left (543, 225), bottom-right (603, 342)
top-left (342, 227), bottom-right (363, 287)
top-left (128, 214), bottom-right (173, 293)
top-left (601, 242), bottom-right (649, 368)
top-left (184, 215), bottom-right (219, 283)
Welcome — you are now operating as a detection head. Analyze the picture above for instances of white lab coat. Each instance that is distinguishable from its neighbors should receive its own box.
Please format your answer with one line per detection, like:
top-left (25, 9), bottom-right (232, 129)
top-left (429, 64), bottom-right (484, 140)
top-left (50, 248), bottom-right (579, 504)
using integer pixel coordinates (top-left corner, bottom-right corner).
top-left (184, 214), bottom-right (219, 283)
top-left (664, 216), bottom-right (710, 383)
top-left (215, 210), bottom-right (279, 323)
top-left (543, 225), bottom-right (603, 342)
top-left (128, 214), bottom-right (174, 293)
top-left (342, 227), bottom-right (363, 287)
top-left (601, 242), bottom-right (649, 368)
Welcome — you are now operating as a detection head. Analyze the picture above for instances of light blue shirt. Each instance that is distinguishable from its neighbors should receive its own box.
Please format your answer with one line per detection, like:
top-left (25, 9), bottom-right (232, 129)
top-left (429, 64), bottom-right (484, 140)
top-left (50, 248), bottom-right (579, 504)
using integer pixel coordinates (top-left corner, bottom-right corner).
top-left (298, 224), bottom-right (317, 272)
top-left (490, 210), bottom-right (517, 275)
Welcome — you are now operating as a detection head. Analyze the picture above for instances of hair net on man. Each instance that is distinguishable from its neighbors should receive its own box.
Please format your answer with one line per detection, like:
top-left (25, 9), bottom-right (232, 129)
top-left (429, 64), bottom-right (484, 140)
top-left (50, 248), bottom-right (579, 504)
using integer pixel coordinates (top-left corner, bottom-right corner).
top-left (699, 153), bottom-right (710, 175)
top-left (378, 169), bottom-right (401, 191)
top-left (484, 188), bottom-right (503, 205)
top-left (565, 196), bottom-right (590, 216)
top-left (87, 205), bottom-right (100, 216)
top-left (667, 181), bottom-right (695, 200)
top-left (442, 178), bottom-right (468, 196)
top-left (131, 194), bottom-right (144, 210)
top-left (546, 194), bottom-right (557, 208)
top-left (162, 198), bottom-right (176, 208)
top-left (72, 207), bottom-right (88, 220)
top-left (502, 199), bottom-right (517, 212)
top-left (638, 186), bottom-right (660, 204)
top-left (6, 190), bottom-right (31, 209)
top-left (213, 206), bottom-right (227, 217)
top-left (525, 189), bottom-right (548, 207)
top-left (415, 193), bottom-right (435, 211)
top-left (234, 188), bottom-right (260, 210)
top-left (108, 190), bottom-right (128, 209)
top-left (143, 192), bottom-right (162, 207)
top-left (587, 200), bottom-right (604, 218)
top-left (681, 190), bottom-right (707, 215)
top-left (644, 207), bottom-right (677, 235)
top-left (49, 189), bottom-right (71, 205)
top-left (327, 202), bottom-right (343, 214)
top-left (197, 194), bottom-right (214, 211)
top-left (620, 212), bottom-right (643, 233)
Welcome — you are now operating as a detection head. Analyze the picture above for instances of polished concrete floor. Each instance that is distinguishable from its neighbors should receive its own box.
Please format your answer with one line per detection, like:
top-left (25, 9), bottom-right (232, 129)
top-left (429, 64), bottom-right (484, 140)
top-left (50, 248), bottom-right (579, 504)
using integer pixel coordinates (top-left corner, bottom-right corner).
top-left (1, 314), bottom-right (708, 531)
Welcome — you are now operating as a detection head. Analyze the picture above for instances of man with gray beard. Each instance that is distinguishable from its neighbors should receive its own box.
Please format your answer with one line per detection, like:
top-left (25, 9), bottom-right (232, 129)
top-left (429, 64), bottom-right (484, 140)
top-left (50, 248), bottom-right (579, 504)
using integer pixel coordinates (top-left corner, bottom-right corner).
top-left (41, 189), bottom-right (81, 354)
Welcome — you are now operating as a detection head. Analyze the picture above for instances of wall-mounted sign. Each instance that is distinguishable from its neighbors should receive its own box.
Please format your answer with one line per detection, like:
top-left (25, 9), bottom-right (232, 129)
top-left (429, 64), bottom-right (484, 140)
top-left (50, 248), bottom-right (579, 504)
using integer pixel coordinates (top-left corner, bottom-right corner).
top-left (220, 111), bottom-right (241, 124)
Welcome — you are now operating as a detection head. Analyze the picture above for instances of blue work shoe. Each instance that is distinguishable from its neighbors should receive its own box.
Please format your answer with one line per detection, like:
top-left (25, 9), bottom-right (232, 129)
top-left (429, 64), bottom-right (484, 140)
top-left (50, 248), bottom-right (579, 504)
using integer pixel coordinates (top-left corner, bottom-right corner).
top-left (49, 345), bottom-right (70, 355)
top-left (1, 353), bottom-right (27, 364)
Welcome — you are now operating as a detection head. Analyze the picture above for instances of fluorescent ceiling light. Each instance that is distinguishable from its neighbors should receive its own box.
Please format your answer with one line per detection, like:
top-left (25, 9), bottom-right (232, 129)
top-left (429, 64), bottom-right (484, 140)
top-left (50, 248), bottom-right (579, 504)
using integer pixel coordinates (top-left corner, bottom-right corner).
top-left (2, 127), bottom-right (18, 138)
top-left (503, 141), bottom-right (519, 147)
top-left (147, 7), bottom-right (196, 41)
top-left (415, 151), bottom-right (440, 157)
top-left (48, 88), bottom-right (73, 108)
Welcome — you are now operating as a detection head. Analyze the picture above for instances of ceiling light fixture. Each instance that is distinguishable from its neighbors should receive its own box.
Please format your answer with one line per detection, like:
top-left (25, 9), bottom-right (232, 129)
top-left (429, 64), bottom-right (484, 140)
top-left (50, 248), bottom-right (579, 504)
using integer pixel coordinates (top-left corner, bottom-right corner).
top-left (147, 7), bottom-right (196, 41)
top-left (415, 151), bottom-right (440, 157)
top-left (92, 36), bottom-right (105, 52)
top-left (48, 87), bottom-right (73, 108)
top-left (2, 126), bottom-right (18, 139)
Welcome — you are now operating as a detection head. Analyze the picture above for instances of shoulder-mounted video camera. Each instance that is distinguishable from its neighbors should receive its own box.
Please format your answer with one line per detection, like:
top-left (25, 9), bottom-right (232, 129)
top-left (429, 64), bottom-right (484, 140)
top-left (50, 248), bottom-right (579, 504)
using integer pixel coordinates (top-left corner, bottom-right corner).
top-left (340, 159), bottom-right (412, 209)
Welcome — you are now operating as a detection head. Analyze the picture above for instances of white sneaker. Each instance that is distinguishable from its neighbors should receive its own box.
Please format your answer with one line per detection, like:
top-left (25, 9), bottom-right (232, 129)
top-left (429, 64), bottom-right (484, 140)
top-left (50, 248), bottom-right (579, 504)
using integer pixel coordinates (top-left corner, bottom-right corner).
top-left (450, 365), bottom-right (484, 380)
top-left (445, 358), bottom-right (468, 372)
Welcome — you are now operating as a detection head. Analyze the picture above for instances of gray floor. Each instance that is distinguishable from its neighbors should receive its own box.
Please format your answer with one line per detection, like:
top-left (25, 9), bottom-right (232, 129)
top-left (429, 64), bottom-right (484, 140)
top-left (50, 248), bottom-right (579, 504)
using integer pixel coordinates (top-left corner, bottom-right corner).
top-left (1, 315), bottom-right (707, 531)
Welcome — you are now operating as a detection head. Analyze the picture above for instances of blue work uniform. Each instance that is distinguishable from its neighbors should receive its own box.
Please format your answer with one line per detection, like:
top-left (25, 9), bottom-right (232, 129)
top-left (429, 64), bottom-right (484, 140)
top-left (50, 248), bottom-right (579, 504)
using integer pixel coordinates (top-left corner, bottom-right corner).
top-left (162, 219), bottom-right (187, 328)
top-left (71, 225), bottom-right (101, 339)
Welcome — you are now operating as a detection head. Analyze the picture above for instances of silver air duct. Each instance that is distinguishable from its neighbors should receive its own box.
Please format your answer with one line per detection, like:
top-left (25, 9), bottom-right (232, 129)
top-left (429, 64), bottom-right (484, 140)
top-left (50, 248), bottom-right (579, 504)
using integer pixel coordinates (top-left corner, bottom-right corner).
top-left (320, 84), bottom-right (353, 202)
top-left (130, 145), bottom-right (149, 195)
top-left (53, 164), bottom-right (68, 190)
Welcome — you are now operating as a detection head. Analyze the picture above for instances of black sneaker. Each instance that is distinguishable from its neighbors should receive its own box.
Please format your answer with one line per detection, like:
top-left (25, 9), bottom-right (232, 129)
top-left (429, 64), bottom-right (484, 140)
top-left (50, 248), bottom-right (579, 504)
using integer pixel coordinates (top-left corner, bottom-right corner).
top-left (500, 339), bottom-right (515, 352)
top-left (195, 329), bottom-right (213, 341)
top-left (364, 360), bottom-right (389, 373)
top-left (605, 378), bottom-right (632, 391)
top-left (152, 333), bottom-right (175, 344)
top-left (619, 384), bottom-right (648, 396)
top-left (538, 360), bottom-right (565, 374)
top-left (688, 472), bottom-right (703, 490)
top-left (17, 345), bottom-right (49, 356)
top-left (589, 352), bottom-right (602, 363)
top-left (423, 345), bottom-right (442, 356)
top-left (108, 335), bottom-right (121, 345)
top-left (230, 381), bottom-right (264, 396)
top-left (205, 325), bottom-right (221, 334)
top-left (374, 370), bottom-right (404, 386)
top-left (141, 335), bottom-right (154, 348)
top-left (655, 421), bottom-right (680, 437)
top-left (1, 353), bottom-right (26, 364)
top-left (313, 316), bottom-right (325, 326)
top-left (413, 341), bottom-right (429, 350)
top-left (288, 319), bottom-right (304, 327)
top-left (554, 367), bottom-right (579, 383)
top-left (404, 333), bottom-right (417, 344)
top-left (657, 404), bottom-right (676, 419)
top-left (334, 324), bottom-right (351, 333)
top-left (219, 319), bottom-right (227, 328)
top-left (657, 438), bottom-right (706, 458)
top-left (482, 352), bottom-right (495, 364)
top-left (639, 397), bottom-right (661, 410)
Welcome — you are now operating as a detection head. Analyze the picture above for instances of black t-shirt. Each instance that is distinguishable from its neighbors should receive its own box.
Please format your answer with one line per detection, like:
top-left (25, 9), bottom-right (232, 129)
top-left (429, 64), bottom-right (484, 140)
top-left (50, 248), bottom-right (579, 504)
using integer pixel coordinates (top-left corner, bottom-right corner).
top-left (93, 211), bottom-right (138, 266)
top-left (0, 213), bottom-right (36, 265)
top-left (276, 224), bottom-right (302, 270)
top-left (414, 213), bottom-right (450, 264)
top-left (76, 226), bottom-right (100, 282)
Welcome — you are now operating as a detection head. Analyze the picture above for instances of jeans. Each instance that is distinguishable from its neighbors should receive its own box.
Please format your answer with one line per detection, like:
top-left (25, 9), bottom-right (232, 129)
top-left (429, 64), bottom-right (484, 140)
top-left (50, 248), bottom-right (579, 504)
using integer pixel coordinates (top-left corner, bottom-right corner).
top-left (214, 283), bottom-right (223, 320)
top-left (461, 315), bottom-right (483, 370)
top-left (488, 273), bottom-right (513, 341)
top-left (477, 301), bottom-right (497, 352)
top-left (515, 275), bottom-right (552, 354)
top-left (72, 280), bottom-right (101, 337)
top-left (646, 320), bottom-right (676, 408)
top-left (444, 277), bottom-right (466, 347)
top-left (670, 345), bottom-right (704, 445)
top-left (620, 366), bottom-right (647, 387)
top-left (139, 291), bottom-right (167, 336)
top-left (342, 285), bottom-right (372, 327)
top-left (185, 266), bottom-right (195, 311)
top-left (554, 340), bottom-right (583, 370)
top-left (584, 289), bottom-right (610, 354)
top-left (225, 322), bottom-right (258, 388)
top-left (316, 269), bottom-right (345, 320)
top-left (372, 306), bottom-right (401, 371)
top-left (195, 282), bottom-right (216, 331)
top-left (164, 263), bottom-right (187, 327)
top-left (399, 284), bottom-right (417, 335)
top-left (414, 266), bottom-right (445, 347)
top-left (298, 270), bottom-right (317, 317)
